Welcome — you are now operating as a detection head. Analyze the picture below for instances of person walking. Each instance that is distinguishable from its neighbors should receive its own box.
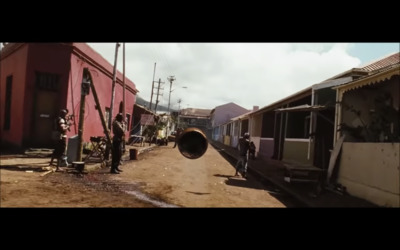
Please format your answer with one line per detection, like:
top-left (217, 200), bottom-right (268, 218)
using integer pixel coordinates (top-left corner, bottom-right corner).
top-left (111, 113), bottom-right (125, 174)
top-left (49, 109), bottom-right (70, 172)
top-left (173, 128), bottom-right (183, 148)
top-left (235, 132), bottom-right (250, 178)
top-left (249, 141), bottom-right (256, 160)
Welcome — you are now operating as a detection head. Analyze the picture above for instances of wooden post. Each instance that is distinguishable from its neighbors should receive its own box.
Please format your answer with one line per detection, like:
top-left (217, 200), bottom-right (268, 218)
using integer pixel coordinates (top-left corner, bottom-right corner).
top-left (76, 68), bottom-right (113, 162)
top-left (122, 43), bottom-right (126, 152)
top-left (109, 42), bottom-right (120, 128)
top-left (150, 63), bottom-right (156, 111)
top-left (87, 69), bottom-right (112, 146)
top-left (76, 70), bottom-right (89, 161)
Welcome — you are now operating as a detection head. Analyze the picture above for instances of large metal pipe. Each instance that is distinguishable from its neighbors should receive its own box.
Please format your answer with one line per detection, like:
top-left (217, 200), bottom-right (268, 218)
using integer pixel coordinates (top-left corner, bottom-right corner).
top-left (177, 127), bottom-right (208, 159)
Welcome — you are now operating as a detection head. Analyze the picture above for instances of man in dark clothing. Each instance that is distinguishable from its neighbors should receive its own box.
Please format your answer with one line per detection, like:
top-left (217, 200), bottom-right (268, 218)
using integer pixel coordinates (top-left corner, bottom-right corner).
top-left (249, 141), bottom-right (256, 160)
top-left (173, 128), bottom-right (183, 148)
top-left (50, 109), bottom-right (70, 171)
top-left (111, 113), bottom-right (125, 174)
top-left (235, 132), bottom-right (250, 178)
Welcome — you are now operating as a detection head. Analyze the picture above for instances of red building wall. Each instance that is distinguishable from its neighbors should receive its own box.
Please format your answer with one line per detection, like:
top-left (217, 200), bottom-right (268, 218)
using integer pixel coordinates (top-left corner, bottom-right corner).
top-left (0, 44), bottom-right (29, 148)
top-left (24, 43), bottom-right (73, 146)
top-left (67, 43), bottom-right (137, 142)
top-left (1, 43), bottom-right (138, 149)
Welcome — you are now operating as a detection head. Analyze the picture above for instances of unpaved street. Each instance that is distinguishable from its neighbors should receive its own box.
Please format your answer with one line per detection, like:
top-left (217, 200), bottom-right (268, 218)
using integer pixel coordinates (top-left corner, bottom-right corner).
top-left (1, 143), bottom-right (298, 207)
top-left (118, 143), bottom-right (293, 207)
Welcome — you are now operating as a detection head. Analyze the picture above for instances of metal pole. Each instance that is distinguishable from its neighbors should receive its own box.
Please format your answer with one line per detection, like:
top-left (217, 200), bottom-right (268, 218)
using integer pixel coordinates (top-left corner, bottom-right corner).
top-left (150, 63), bottom-right (156, 111)
top-left (109, 42), bottom-right (120, 128)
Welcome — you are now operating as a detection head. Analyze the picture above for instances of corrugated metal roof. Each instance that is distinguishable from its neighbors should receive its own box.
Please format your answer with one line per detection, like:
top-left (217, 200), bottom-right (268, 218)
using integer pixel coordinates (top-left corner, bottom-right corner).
top-left (134, 103), bottom-right (155, 115)
top-left (313, 76), bottom-right (353, 90)
top-left (250, 86), bottom-right (313, 116)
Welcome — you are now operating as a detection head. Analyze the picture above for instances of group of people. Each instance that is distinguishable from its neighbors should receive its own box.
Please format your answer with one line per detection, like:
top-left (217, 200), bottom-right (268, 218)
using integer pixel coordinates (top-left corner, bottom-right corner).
top-left (50, 109), bottom-right (126, 174)
top-left (51, 108), bottom-right (255, 179)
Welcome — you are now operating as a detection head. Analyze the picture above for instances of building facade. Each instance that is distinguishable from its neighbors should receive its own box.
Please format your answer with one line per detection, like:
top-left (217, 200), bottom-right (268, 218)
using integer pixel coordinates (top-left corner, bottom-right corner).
top-left (0, 43), bottom-right (138, 150)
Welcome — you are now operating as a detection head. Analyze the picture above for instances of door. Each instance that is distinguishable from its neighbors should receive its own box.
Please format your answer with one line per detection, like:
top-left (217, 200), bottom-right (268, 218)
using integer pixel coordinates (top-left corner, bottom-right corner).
top-left (32, 90), bottom-right (59, 147)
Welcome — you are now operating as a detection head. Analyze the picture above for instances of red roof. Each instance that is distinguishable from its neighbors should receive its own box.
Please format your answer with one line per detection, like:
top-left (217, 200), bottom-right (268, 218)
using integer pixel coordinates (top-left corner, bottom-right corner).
top-left (360, 52), bottom-right (400, 72)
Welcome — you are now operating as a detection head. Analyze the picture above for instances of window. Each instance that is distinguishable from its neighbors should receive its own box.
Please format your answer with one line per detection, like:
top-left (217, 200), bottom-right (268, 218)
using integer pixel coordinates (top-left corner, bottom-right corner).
top-left (226, 123), bottom-right (231, 135)
top-left (286, 112), bottom-right (310, 139)
top-left (35, 72), bottom-right (60, 92)
top-left (261, 112), bottom-right (275, 137)
top-left (3, 75), bottom-right (12, 130)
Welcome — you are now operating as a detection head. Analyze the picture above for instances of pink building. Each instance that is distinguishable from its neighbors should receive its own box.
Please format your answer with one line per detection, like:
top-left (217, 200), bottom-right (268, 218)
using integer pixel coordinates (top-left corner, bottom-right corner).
top-left (0, 43), bottom-right (138, 150)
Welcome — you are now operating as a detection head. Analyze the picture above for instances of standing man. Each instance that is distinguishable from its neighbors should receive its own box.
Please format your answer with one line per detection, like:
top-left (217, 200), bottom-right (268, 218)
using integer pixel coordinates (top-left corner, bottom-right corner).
top-left (111, 113), bottom-right (125, 174)
top-left (50, 109), bottom-right (70, 172)
top-left (235, 132), bottom-right (250, 178)
top-left (172, 128), bottom-right (183, 148)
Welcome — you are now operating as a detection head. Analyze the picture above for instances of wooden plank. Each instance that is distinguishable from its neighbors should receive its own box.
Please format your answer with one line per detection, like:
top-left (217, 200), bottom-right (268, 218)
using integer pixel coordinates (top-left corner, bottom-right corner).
top-left (326, 135), bottom-right (345, 183)
top-left (40, 169), bottom-right (54, 177)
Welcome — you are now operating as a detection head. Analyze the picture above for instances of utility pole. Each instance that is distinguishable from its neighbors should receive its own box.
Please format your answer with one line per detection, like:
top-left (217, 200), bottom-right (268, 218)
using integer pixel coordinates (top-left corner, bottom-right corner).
top-left (167, 76), bottom-right (176, 114)
top-left (109, 42), bottom-right (120, 128)
top-left (177, 98), bottom-right (182, 128)
top-left (122, 43), bottom-right (127, 154)
top-left (178, 98), bottom-right (182, 110)
top-left (166, 76), bottom-right (176, 136)
top-left (154, 78), bottom-right (164, 113)
top-left (149, 63), bottom-right (156, 111)
top-left (122, 43), bottom-right (126, 119)
top-left (76, 70), bottom-right (90, 162)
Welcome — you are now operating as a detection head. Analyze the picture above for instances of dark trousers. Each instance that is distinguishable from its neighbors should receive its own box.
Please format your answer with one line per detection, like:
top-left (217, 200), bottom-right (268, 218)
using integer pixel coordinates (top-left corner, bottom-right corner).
top-left (52, 138), bottom-right (67, 165)
top-left (235, 155), bottom-right (248, 174)
top-left (112, 138), bottom-right (122, 170)
top-left (173, 137), bottom-right (179, 148)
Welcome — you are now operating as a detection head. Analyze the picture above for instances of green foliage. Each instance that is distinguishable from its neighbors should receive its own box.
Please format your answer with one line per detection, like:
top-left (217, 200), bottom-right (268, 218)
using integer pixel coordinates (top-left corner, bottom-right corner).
top-left (142, 117), bottom-right (168, 138)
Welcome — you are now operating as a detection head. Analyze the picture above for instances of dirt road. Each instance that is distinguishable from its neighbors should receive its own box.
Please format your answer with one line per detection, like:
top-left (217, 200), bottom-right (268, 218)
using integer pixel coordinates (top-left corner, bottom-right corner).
top-left (1, 143), bottom-right (298, 207)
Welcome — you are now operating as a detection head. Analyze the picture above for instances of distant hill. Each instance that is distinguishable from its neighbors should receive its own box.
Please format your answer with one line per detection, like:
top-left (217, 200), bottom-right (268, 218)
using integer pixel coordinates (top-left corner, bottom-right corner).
top-left (136, 95), bottom-right (176, 112)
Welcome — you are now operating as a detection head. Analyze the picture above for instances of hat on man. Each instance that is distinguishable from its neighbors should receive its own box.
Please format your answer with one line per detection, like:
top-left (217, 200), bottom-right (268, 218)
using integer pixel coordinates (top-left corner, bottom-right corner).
top-left (60, 109), bottom-right (68, 115)
top-left (116, 113), bottom-right (123, 121)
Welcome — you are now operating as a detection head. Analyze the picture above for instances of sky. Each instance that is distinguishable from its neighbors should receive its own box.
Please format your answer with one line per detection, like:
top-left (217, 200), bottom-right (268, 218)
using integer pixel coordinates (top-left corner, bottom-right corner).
top-left (87, 43), bottom-right (399, 111)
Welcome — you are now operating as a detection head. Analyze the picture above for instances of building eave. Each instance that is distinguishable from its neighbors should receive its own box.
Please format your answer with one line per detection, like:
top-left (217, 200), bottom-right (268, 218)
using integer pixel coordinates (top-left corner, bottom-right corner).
top-left (333, 64), bottom-right (400, 94)
top-left (71, 43), bottom-right (139, 95)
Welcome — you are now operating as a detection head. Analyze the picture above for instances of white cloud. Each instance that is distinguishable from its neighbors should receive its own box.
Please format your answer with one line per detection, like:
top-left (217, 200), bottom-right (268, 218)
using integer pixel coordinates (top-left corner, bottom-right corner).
top-left (87, 43), bottom-right (362, 110)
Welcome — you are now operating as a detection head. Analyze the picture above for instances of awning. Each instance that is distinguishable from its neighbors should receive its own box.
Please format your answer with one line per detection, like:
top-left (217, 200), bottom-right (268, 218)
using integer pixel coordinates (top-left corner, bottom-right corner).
top-left (333, 64), bottom-right (400, 95)
top-left (275, 104), bottom-right (327, 113)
